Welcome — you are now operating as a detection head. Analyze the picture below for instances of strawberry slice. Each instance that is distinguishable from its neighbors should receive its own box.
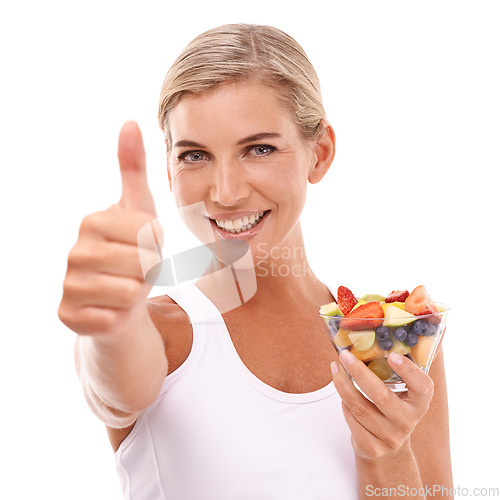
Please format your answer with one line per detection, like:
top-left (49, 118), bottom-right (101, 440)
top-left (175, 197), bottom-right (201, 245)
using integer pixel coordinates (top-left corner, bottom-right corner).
top-left (340, 302), bottom-right (384, 331)
top-left (405, 285), bottom-right (441, 324)
top-left (337, 286), bottom-right (357, 315)
top-left (385, 290), bottom-right (409, 303)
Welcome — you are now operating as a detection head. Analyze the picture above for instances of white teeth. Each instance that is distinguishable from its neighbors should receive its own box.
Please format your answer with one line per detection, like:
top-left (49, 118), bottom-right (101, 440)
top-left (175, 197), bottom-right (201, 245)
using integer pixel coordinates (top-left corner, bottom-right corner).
top-left (215, 211), bottom-right (267, 232)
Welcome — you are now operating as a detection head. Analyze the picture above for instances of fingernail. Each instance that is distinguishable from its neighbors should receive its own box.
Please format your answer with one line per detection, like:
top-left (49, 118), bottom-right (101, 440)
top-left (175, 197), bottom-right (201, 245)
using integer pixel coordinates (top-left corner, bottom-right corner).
top-left (340, 349), bottom-right (355, 365)
top-left (389, 352), bottom-right (403, 365)
top-left (331, 361), bottom-right (339, 375)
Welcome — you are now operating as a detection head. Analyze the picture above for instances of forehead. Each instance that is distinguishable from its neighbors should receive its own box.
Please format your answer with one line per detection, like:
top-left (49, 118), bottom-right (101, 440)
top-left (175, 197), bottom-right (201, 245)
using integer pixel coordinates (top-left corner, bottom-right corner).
top-left (168, 81), bottom-right (299, 144)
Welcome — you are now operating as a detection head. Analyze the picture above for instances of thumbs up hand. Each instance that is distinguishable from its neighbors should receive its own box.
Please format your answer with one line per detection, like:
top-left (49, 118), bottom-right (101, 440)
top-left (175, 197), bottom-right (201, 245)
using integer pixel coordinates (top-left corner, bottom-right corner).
top-left (59, 122), bottom-right (163, 337)
top-left (118, 121), bottom-right (157, 214)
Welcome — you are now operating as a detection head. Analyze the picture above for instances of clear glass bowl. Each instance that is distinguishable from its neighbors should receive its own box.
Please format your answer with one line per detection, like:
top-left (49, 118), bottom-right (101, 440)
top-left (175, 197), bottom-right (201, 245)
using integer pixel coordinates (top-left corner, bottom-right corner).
top-left (320, 304), bottom-right (449, 392)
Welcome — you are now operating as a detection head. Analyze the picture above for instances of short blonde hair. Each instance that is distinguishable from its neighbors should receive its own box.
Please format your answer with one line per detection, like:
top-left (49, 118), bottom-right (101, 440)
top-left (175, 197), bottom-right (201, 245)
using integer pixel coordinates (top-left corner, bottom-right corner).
top-left (158, 24), bottom-right (326, 150)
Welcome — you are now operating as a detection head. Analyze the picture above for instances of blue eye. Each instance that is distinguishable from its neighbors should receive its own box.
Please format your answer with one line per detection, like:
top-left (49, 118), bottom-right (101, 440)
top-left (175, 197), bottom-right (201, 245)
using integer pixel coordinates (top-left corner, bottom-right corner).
top-left (250, 145), bottom-right (276, 156)
top-left (178, 151), bottom-right (208, 163)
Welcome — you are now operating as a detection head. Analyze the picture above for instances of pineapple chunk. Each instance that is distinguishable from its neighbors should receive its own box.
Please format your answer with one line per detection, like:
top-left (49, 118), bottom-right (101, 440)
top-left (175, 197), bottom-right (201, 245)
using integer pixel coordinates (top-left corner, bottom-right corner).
top-left (351, 300), bottom-right (367, 311)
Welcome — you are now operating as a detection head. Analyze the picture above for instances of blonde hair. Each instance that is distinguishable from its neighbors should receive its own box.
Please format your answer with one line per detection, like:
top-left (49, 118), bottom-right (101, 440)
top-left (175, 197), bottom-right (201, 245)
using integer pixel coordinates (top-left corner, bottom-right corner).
top-left (158, 24), bottom-right (326, 150)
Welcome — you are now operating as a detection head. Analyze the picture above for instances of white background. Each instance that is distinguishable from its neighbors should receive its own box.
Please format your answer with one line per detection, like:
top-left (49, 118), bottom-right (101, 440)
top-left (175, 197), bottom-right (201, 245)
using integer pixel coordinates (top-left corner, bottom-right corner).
top-left (1, 0), bottom-right (499, 498)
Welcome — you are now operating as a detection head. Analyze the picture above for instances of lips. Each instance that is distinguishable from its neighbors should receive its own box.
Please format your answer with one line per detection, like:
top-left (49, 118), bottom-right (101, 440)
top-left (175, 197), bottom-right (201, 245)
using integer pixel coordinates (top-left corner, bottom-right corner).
top-left (214, 211), bottom-right (266, 233)
top-left (209, 210), bottom-right (271, 240)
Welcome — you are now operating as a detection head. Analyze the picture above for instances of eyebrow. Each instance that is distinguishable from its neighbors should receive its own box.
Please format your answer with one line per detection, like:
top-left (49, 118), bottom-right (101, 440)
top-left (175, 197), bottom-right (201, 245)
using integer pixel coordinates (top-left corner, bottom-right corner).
top-left (237, 132), bottom-right (282, 145)
top-left (173, 132), bottom-right (282, 149)
top-left (173, 139), bottom-right (207, 149)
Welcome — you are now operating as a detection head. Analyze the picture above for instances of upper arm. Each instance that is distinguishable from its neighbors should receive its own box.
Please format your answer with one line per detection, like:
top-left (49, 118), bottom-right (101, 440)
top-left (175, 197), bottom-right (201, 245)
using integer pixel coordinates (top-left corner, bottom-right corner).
top-left (410, 347), bottom-right (454, 495)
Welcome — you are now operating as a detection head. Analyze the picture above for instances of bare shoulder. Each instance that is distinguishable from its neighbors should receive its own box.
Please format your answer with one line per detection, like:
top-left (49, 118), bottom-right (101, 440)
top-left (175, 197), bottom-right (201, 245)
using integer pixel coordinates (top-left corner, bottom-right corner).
top-left (106, 294), bottom-right (193, 453)
top-left (410, 347), bottom-right (453, 490)
top-left (146, 294), bottom-right (193, 376)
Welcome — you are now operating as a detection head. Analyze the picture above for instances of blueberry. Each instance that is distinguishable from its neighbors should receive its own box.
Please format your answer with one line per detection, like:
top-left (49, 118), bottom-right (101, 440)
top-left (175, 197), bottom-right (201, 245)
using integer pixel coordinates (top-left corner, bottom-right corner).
top-left (393, 326), bottom-right (408, 342)
top-left (328, 316), bottom-right (342, 334)
top-left (423, 322), bottom-right (437, 336)
top-left (375, 326), bottom-right (391, 341)
top-left (404, 332), bottom-right (419, 347)
top-left (411, 319), bottom-right (428, 336)
top-left (378, 338), bottom-right (394, 351)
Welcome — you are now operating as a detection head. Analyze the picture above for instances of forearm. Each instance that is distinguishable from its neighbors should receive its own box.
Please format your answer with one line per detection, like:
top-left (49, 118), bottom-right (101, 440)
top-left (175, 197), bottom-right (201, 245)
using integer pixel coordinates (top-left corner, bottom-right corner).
top-left (75, 307), bottom-right (168, 420)
top-left (356, 440), bottom-right (427, 499)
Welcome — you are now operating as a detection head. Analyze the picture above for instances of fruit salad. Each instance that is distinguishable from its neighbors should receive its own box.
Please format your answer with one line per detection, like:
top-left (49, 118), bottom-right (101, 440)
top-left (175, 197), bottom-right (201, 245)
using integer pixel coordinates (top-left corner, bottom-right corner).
top-left (319, 285), bottom-right (448, 390)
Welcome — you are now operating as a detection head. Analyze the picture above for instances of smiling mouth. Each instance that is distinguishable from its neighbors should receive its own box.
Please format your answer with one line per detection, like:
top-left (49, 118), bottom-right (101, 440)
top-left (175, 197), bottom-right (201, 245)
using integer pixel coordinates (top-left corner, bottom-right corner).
top-left (212, 210), bottom-right (270, 234)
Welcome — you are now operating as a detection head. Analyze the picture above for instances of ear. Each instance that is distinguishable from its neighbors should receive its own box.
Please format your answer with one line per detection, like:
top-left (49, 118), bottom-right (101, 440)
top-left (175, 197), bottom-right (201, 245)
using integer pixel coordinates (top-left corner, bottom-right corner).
top-left (308, 120), bottom-right (336, 184)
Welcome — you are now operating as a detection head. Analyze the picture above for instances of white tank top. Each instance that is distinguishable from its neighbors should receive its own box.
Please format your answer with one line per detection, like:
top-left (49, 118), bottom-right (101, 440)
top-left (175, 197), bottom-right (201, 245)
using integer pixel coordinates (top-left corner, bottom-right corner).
top-left (114, 282), bottom-right (359, 500)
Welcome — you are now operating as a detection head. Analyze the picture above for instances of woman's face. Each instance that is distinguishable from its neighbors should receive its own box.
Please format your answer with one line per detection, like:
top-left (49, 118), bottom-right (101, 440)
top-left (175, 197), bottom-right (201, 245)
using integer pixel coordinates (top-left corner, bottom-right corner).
top-left (166, 81), bottom-right (329, 257)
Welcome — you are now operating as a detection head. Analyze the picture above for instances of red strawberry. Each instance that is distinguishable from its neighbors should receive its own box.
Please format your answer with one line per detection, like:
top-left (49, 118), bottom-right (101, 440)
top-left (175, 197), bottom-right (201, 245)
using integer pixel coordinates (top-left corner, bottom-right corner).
top-left (385, 290), bottom-right (409, 303)
top-left (340, 302), bottom-right (384, 331)
top-left (337, 286), bottom-right (357, 315)
top-left (405, 285), bottom-right (441, 324)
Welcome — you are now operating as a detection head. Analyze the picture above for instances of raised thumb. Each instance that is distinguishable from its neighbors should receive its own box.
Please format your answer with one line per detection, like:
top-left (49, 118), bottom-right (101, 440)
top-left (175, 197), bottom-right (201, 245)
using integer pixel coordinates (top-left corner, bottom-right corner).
top-left (118, 121), bottom-right (156, 214)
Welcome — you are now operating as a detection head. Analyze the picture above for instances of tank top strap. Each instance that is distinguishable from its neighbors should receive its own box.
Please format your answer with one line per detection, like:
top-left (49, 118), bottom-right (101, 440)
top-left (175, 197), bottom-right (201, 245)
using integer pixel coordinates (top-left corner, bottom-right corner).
top-left (164, 282), bottom-right (224, 325)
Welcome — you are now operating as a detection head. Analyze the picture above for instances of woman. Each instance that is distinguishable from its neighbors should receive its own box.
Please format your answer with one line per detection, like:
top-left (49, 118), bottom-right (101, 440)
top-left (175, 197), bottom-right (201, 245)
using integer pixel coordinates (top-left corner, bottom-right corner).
top-left (59, 24), bottom-right (453, 499)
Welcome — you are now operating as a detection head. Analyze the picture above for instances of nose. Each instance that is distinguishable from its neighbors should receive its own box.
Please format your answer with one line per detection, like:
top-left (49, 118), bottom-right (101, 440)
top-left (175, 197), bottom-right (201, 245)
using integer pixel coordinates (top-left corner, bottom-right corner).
top-left (210, 159), bottom-right (250, 207)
